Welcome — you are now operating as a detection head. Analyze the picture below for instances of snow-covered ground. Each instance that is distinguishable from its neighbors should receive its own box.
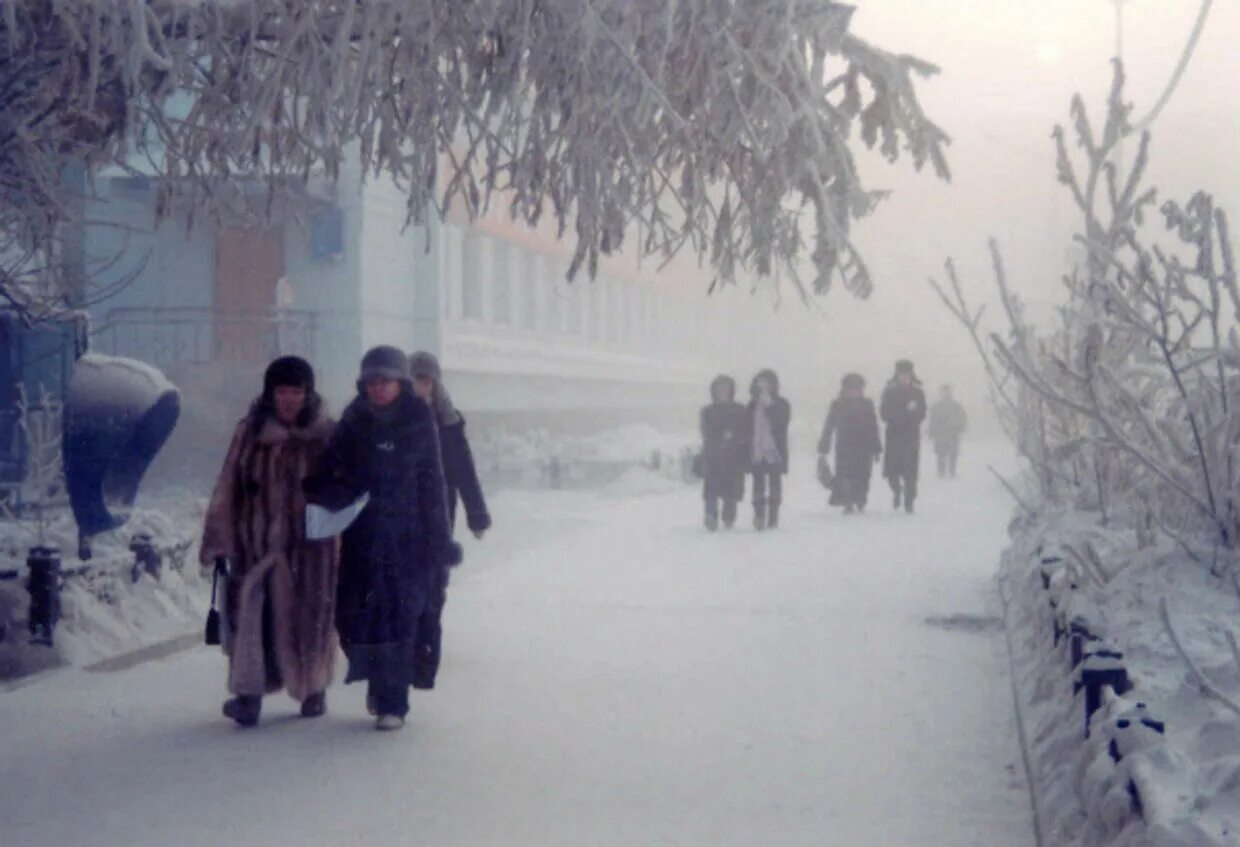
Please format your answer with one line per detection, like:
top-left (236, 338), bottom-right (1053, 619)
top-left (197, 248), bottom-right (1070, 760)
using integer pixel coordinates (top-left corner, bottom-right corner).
top-left (0, 442), bottom-right (1033, 847)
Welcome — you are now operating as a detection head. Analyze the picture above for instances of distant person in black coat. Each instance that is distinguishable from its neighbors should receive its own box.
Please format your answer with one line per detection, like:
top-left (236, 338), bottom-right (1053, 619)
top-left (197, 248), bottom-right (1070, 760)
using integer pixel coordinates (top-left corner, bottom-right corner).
top-left (928, 385), bottom-right (968, 478)
top-left (818, 373), bottom-right (882, 514)
top-left (748, 369), bottom-right (791, 531)
top-left (409, 350), bottom-right (489, 696)
top-left (880, 359), bottom-right (928, 514)
top-left (699, 374), bottom-right (749, 531)
top-left (304, 346), bottom-right (461, 731)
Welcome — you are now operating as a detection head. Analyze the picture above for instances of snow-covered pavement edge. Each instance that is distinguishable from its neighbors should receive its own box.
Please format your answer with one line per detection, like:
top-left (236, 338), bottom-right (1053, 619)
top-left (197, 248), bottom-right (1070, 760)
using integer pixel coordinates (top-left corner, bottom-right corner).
top-left (1000, 508), bottom-right (1240, 847)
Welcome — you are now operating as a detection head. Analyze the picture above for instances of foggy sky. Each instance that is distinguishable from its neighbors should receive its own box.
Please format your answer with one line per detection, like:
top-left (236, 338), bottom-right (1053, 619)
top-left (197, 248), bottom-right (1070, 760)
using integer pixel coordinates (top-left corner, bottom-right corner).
top-left (787, 0), bottom-right (1239, 430)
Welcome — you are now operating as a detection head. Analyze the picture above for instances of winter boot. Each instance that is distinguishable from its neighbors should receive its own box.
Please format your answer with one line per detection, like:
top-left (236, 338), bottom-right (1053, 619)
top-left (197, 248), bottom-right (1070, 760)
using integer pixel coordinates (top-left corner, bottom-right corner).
top-left (891, 483), bottom-right (902, 510)
top-left (300, 691), bottom-right (327, 719)
top-left (766, 502), bottom-right (780, 529)
top-left (223, 695), bottom-right (262, 727)
top-left (905, 497), bottom-right (915, 515)
top-left (753, 502), bottom-right (767, 531)
top-left (843, 504), bottom-right (855, 516)
top-left (722, 500), bottom-right (738, 529)
top-left (376, 714), bottom-right (406, 732)
top-left (704, 512), bottom-right (719, 532)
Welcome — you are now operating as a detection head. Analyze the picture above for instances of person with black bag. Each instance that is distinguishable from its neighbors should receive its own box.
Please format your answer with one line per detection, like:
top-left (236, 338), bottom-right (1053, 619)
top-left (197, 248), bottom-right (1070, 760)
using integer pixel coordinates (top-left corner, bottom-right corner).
top-left (818, 373), bottom-right (882, 515)
top-left (199, 356), bottom-right (339, 727)
top-left (303, 346), bottom-right (461, 732)
top-left (699, 374), bottom-right (749, 531)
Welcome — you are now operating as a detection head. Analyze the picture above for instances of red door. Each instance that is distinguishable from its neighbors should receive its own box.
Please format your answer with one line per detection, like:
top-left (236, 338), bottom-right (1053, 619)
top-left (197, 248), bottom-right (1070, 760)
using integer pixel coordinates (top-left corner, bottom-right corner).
top-left (215, 226), bottom-right (284, 364)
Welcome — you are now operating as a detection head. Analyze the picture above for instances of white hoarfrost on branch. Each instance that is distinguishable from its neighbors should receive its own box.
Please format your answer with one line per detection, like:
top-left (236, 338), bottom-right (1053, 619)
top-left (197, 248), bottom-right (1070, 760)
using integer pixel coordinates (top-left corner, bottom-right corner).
top-left (934, 62), bottom-right (1240, 564)
top-left (0, 0), bottom-right (950, 319)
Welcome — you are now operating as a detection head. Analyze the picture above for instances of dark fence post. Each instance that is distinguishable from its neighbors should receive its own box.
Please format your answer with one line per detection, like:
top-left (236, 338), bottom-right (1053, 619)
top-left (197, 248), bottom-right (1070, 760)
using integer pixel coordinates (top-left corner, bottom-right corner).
top-left (26, 545), bottom-right (61, 646)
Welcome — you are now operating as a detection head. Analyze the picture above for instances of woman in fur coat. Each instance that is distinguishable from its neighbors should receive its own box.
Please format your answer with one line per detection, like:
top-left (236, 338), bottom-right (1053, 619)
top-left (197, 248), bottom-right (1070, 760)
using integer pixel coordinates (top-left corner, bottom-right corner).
top-left (408, 350), bottom-right (489, 693)
top-left (200, 356), bottom-right (339, 727)
top-left (304, 346), bottom-right (461, 731)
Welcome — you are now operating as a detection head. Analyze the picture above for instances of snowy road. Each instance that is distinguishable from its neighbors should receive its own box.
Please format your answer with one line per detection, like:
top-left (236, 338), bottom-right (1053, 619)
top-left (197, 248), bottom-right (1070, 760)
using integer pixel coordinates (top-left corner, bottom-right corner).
top-left (2, 448), bottom-right (1033, 847)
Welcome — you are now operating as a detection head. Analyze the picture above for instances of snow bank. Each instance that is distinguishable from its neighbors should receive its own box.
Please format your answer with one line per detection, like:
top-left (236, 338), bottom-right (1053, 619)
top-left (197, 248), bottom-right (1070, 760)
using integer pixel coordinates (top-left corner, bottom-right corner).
top-left (0, 500), bottom-right (207, 677)
top-left (1001, 506), bottom-right (1240, 847)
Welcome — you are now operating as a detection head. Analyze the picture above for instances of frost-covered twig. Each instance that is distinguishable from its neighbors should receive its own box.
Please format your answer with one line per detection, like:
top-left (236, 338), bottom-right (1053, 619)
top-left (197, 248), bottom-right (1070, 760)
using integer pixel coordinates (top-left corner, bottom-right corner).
top-left (1159, 596), bottom-right (1240, 719)
top-left (988, 465), bottom-right (1037, 516)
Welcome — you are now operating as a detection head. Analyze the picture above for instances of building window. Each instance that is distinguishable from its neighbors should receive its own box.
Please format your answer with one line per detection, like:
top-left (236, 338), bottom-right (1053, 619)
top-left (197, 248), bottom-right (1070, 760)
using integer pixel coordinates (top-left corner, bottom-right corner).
top-left (492, 239), bottom-right (512, 325)
top-left (461, 232), bottom-right (483, 321)
top-left (522, 251), bottom-right (540, 332)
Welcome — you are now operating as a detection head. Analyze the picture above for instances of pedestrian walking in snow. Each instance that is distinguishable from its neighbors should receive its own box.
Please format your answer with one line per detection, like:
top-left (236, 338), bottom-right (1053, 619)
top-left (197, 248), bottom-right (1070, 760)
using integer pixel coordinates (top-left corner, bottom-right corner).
top-left (200, 356), bottom-right (339, 727)
top-left (880, 360), bottom-right (928, 514)
top-left (928, 385), bottom-right (968, 479)
top-left (303, 346), bottom-right (461, 731)
top-left (699, 374), bottom-right (749, 531)
top-left (748, 369), bottom-right (791, 530)
top-left (818, 373), bottom-right (882, 515)
top-left (408, 350), bottom-right (490, 691)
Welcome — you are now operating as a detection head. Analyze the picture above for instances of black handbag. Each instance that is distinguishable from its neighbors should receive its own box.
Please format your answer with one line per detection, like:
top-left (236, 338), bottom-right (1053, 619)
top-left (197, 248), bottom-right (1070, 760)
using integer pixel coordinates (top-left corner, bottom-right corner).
top-left (204, 558), bottom-right (224, 646)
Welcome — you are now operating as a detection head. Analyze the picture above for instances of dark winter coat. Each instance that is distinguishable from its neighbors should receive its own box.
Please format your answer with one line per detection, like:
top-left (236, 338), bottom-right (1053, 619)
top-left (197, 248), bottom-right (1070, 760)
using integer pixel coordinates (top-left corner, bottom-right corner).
top-left (928, 398), bottom-right (967, 452)
top-left (748, 370), bottom-right (791, 475)
top-left (201, 414), bottom-right (340, 700)
top-left (880, 380), bottom-right (927, 480)
top-left (700, 399), bottom-right (750, 500)
top-left (440, 417), bottom-right (490, 535)
top-left (818, 396), bottom-right (882, 500)
top-left (304, 390), bottom-right (460, 680)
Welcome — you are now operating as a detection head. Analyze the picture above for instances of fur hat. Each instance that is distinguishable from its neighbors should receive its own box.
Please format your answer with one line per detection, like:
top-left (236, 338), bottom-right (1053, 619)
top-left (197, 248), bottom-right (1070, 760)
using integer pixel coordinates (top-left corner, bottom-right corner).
top-left (894, 359), bottom-right (916, 377)
top-left (408, 350), bottom-right (461, 426)
top-left (359, 345), bottom-right (410, 383)
top-left (264, 356), bottom-right (314, 394)
top-left (841, 373), bottom-right (865, 392)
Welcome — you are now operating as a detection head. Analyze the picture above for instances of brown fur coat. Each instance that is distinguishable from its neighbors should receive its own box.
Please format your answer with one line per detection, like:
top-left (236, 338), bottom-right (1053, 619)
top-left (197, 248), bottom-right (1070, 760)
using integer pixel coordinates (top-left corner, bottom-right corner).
top-left (201, 415), bottom-right (339, 701)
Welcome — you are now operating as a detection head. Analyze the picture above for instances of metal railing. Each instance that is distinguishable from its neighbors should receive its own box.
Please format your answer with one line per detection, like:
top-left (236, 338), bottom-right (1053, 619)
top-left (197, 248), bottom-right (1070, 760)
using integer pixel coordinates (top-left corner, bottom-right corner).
top-left (92, 307), bottom-right (320, 371)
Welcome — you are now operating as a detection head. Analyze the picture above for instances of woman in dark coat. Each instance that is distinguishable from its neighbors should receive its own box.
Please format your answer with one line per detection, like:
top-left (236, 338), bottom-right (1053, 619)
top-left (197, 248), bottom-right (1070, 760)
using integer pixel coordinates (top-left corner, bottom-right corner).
top-left (408, 350), bottom-right (489, 693)
top-left (748, 369), bottom-right (791, 531)
top-left (699, 374), bottom-right (749, 531)
top-left (304, 346), bottom-right (461, 731)
top-left (818, 373), bottom-right (882, 515)
top-left (880, 359), bottom-right (928, 514)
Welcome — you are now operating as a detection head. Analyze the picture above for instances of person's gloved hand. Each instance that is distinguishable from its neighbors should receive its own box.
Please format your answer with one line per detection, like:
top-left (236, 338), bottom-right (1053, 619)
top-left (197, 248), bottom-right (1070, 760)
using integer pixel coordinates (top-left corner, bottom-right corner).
top-left (441, 541), bottom-right (463, 568)
top-left (468, 512), bottom-right (492, 540)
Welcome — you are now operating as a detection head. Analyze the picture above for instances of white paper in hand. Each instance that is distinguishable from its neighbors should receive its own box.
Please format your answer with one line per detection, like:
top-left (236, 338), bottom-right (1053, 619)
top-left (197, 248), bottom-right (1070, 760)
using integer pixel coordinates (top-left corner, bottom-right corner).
top-left (305, 492), bottom-right (370, 540)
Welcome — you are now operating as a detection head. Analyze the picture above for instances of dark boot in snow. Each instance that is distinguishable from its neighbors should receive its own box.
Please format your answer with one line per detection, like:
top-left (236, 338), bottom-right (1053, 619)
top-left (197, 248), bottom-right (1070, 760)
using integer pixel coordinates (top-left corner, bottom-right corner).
top-left (767, 503), bottom-right (780, 529)
top-left (843, 504), bottom-right (856, 515)
top-left (704, 512), bottom-right (719, 532)
top-left (223, 695), bottom-right (262, 727)
top-left (300, 691), bottom-right (327, 718)
top-left (753, 503), bottom-right (766, 531)
top-left (905, 497), bottom-right (915, 515)
top-left (722, 500), bottom-right (738, 529)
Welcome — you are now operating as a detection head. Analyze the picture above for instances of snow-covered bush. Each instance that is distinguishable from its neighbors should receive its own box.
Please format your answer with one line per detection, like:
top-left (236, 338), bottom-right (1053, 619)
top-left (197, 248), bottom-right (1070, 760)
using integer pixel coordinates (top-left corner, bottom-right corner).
top-left (936, 63), bottom-right (1240, 565)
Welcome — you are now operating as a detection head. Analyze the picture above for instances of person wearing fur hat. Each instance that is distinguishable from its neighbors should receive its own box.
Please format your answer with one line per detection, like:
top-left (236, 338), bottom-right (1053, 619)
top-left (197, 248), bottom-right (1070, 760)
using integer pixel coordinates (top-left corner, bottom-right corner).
top-left (748, 369), bottom-right (791, 530)
top-left (880, 359), bottom-right (928, 513)
top-left (408, 350), bottom-right (489, 693)
top-left (699, 374), bottom-right (749, 531)
top-left (200, 356), bottom-right (339, 727)
top-left (304, 345), bottom-right (461, 731)
top-left (818, 373), bottom-right (882, 515)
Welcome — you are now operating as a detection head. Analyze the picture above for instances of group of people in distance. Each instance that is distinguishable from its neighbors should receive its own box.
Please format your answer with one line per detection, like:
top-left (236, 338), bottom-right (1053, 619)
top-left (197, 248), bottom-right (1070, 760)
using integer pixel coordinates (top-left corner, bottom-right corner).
top-left (697, 359), bottom-right (968, 529)
top-left (199, 346), bottom-right (490, 732)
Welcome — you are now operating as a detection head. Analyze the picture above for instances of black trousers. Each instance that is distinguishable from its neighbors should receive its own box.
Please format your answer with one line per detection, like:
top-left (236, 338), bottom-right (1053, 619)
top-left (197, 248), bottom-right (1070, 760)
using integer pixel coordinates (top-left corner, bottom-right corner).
top-left (752, 466), bottom-right (783, 510)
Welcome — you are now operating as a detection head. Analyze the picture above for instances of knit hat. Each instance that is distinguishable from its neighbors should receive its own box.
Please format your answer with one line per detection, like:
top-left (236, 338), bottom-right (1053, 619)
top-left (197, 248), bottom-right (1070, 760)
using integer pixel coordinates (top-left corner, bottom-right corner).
top-left (359, 345), bottom-right (410, 383)
top-left (894, 359), bottom-right (916, 377)
top-left (841, 373), bottom-right (865, 392)
top-left (409, 351), bottom-right (443, 383)
top-left (264, 356), bottom-right (315, 394)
